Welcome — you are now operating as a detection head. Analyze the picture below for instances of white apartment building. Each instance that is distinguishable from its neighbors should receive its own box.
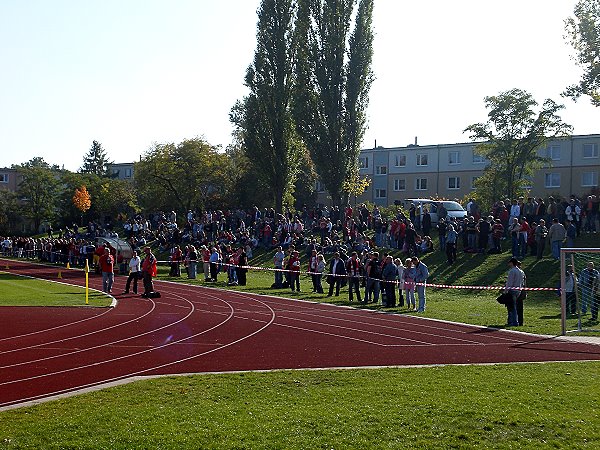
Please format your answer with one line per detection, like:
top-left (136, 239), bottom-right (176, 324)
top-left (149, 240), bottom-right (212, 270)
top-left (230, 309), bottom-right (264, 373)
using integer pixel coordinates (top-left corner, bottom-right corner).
top-left (316, 134), bottom-right (600, 206)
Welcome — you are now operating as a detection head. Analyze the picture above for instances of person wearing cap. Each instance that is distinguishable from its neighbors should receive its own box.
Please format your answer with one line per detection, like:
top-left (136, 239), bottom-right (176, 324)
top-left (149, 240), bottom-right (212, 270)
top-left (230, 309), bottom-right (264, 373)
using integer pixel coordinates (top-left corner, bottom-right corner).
top-left (504, 257), bottom-right (525, 326)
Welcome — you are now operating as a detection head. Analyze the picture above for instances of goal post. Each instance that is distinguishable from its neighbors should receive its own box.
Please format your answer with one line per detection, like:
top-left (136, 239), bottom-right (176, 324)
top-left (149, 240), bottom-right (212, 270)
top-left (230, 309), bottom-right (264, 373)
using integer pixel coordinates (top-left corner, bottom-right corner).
top-left (560, 247), bottom-right (600, 335)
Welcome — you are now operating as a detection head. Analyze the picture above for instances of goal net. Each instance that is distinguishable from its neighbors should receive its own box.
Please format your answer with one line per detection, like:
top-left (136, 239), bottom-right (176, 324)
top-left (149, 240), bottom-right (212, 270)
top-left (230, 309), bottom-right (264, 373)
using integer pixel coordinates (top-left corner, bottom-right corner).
top-left (560, 248), bottom-right (600, 334)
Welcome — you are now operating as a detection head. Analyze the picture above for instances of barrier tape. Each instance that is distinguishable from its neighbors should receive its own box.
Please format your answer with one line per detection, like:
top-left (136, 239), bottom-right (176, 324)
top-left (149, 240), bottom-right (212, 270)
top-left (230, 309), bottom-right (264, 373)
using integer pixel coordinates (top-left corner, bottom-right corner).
top-left (0, 251), bottom-right (558, 292)
top-left (157, 259), bottom-right (559, 292)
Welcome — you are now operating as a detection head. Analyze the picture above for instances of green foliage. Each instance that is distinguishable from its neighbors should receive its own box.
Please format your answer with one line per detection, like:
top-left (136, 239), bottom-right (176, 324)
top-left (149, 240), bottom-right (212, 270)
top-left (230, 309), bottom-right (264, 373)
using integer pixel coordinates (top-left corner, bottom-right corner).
top-left (0, 189), bottom-right (21, 234)
top-left (293, 0), bottom-right (374, 206)
top-left (14, 157), bottom-right (60, 231)
top-left (80, 140), bottom-right (112, 176)
top-left (232, 0), bottom-right (303, 213)
top-left (465, 89), bottom-right (572, 202)
top-left (135, 138), bottom-right (233, 214)
top-left (564, 0), bottom-right (600, 106)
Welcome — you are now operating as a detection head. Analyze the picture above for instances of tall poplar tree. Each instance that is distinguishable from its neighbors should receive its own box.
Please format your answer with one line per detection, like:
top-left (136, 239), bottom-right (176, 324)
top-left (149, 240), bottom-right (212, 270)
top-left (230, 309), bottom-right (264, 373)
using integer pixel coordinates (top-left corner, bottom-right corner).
top-left (564, 0), bottom-right (600, 106)
top-left (293, 0), bottom-right (374, 206)
top-left (232, 0), bottom-right (303, 213)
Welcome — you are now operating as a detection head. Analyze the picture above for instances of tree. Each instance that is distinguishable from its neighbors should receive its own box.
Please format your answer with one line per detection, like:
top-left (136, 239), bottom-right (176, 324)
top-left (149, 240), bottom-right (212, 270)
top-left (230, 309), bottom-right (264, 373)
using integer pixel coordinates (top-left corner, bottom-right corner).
top-left (14, 157), bottom-right (60, 231)
top-left (0, 189), bottom-right (21, 234)
top-left (72, 186), bottom-right (91, 213)
top-left (464, 89), bottom-right (573, 202)
top-left (293, 0), bottom-right (374, 206)
top-left (231, 0), bottom-right (303, 213)
top-left (564, 0), bottom-right (600, 106)
top-left (135, 138), bottom-right (233, 213)
top-left (80, 140), bottom-right (112, 175)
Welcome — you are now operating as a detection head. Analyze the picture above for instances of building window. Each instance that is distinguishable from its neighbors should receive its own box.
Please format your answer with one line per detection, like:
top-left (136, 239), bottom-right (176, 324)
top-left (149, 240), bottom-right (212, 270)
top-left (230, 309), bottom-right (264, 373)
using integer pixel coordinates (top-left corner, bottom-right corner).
top-left (112, 169), bottom-right (120, 176)
top-left (393, 179), bottom-right (406, 191)
top-left (583, 143), bottom-right (599, 158)
top-left (545, 173), bottom-right (561, 188)
top-left (416, 178), bottom-right (428, 190)
top-left (315, 181), bottom-right (326, 192)
top-left (375, 166), bottom-right (387, 175)
top-left (472, 153), bottom-right (486, 164)
top-left (394, 154), bottom-right (406, 167)
top-left (359, 157), bottom-right (369, 169)
top-left (448, 177), bottom-right (460, 190)
top-left (448, 151), bottom-right (461, 165)
top-left (470, 176), bottom-right (478, 190)
top-left (0, 173), bottom-right (8, 183)
top-left (124, 168), bottom-right (132, 178)
top-left (582, 171), bottom-right (598, 187)
top-left (546, 145), bottom-right (560, 161)
top-left (416, 154), bottom-right (428, 166)
top-left (375, 189), bottom-right (387, 199)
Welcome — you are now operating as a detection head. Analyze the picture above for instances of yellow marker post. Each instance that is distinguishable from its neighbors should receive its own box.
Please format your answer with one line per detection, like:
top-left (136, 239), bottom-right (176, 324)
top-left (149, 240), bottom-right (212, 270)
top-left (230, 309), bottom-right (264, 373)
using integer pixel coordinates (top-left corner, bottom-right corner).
top-left (85, 259), bottom-right (89, 305)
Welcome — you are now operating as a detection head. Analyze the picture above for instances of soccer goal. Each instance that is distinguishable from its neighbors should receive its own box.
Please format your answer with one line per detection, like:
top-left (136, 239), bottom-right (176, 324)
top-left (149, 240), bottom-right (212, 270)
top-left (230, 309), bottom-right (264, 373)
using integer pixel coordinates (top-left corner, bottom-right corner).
top-left (560, 248), bottom-right (600, 335)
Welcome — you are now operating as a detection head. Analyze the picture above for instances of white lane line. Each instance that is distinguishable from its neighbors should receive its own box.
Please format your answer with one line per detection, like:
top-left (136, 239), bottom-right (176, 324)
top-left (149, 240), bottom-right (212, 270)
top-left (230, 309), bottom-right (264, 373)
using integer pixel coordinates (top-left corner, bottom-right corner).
top-left (0, 286), bottom-right (275, 408)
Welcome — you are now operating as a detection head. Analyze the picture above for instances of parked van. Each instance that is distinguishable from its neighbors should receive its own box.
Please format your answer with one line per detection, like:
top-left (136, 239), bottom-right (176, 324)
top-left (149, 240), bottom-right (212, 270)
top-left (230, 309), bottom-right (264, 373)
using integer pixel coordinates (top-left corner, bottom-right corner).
top-left (400, 198), bottom-right (467, 225)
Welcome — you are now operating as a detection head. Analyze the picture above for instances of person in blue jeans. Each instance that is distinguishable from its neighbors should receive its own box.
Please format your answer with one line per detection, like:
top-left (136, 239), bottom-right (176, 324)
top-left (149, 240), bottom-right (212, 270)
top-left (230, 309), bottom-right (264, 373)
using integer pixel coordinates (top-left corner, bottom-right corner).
top-left (504, 257), bottom-right (525, 326)
top-left (411, 256), bottom-right (429, 312)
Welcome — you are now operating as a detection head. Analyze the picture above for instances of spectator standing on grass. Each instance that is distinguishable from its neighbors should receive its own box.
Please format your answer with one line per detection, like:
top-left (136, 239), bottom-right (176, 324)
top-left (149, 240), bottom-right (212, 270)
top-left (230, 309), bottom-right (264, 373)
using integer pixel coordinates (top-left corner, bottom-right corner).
top-left (99, 248), bottom-right (114, 293)
top-left (364, 252), bottom-right (380, 304)
top-left (237, 249), bottom-right (248, 287)
top-left (508, 218), bottom-right (521, 257)
top-left (395, 258), bottom-right (405, 307)
top-left (445, 224), bottom-right (458, 264)
top-left (547, 218), bottom-right (566, 260)
top-left (579, 262), bottom-right (599, 317)
top-left (504, 257), bottom-right (524, 326)
top-left (209, 247), bottom-right (221, 282)
top-left (564, 264), bottom-right (577, 315)
top-left (123, 250), bottom-right (141, 295)
top-left (534, 219), bottom-right (548, 259)
top-left (289, 250), bottom-right (301, 292)
top-left (412, 256), bottom-right (429, 312)
top-left (403, 258), bottom-right (416, 310)
top-left (346, 251), bottom-right (363, 302)
top-left (314, 254), bottom-right (325, 294)
top-left (187, 245), bottom-right (197, 279)
top-left (381, 255), bottom-right (398, 307)
top-left (327, 252), bottom-right (346, 297)
top-left (273, 245), bottom-right (285, 288)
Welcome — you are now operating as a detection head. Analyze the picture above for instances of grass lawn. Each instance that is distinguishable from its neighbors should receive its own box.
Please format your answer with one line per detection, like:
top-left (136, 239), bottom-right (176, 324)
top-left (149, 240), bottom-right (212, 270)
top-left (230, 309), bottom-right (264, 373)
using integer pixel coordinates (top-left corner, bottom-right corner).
top-left (0, 272), bottom-right (113, 307)
top-left (1, 362), bottom-right (599, 448)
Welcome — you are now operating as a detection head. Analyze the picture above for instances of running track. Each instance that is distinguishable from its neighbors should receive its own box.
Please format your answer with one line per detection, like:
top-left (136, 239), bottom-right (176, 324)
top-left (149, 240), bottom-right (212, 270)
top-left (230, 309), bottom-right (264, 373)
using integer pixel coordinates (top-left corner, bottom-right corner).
top-left (1, 258), bottom-right (600, 410)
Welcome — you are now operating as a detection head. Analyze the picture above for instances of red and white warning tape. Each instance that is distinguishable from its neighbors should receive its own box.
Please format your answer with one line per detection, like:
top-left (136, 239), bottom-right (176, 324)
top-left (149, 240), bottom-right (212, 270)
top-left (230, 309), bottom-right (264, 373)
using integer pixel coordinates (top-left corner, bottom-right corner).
top-left (158, 260), bottom-right (558, 292)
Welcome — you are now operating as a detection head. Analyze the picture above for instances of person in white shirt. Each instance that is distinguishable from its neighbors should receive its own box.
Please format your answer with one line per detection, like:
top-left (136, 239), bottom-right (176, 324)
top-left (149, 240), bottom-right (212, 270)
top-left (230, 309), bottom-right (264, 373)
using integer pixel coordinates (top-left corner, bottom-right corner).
top-left (123, 250), bottom-right (141, 294)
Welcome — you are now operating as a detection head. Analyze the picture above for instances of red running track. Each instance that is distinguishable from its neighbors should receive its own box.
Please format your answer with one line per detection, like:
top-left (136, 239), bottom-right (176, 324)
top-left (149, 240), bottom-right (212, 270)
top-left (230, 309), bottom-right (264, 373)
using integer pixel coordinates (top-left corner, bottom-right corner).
top-left (1, 258), bottom-right (600, 409)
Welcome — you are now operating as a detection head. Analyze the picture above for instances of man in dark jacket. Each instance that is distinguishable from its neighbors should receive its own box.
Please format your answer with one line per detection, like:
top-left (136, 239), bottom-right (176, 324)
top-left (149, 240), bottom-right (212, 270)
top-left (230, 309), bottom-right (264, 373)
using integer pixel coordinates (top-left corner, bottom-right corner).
top-left (327, 252), bottom-right (347, 297)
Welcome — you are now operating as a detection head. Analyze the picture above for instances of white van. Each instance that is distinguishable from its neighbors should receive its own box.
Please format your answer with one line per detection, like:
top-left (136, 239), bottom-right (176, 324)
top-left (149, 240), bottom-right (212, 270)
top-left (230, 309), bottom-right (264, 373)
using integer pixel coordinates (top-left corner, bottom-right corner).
top-left (401, 198), bottom-right (467, 225)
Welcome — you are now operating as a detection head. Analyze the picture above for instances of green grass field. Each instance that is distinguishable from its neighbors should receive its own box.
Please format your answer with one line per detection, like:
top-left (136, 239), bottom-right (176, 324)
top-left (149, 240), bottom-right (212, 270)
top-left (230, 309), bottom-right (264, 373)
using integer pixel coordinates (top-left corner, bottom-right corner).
top-left (0, 272), bottom-right (113, 307)
top-left (1, 362), bottom-right (599, 448)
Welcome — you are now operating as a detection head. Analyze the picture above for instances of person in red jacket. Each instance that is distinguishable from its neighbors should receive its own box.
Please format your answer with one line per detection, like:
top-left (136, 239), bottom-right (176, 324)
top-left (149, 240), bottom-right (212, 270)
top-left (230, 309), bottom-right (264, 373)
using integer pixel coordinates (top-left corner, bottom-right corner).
top-left (98, 248), bottom-right (114, 293)
top-left (141, 247), bottom-right (157, 297)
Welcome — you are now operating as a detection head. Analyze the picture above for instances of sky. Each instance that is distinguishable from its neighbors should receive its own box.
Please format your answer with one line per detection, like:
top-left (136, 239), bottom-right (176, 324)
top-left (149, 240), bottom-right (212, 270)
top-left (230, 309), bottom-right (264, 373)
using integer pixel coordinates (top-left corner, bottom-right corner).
top-left (0, 0), bottom-right (598, 171)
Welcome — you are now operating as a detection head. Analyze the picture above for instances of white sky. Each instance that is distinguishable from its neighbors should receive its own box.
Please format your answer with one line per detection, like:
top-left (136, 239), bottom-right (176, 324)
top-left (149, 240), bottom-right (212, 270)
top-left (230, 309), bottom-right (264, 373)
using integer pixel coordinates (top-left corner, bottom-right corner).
top-left (0, 0), bottom-right (598, 170)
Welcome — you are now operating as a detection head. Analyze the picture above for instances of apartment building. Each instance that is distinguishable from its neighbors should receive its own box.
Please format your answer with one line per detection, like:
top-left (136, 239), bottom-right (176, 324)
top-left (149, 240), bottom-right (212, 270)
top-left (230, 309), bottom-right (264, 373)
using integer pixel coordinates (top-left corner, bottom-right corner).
top-left (107, 162), bottom-right (135, 181)
top-left (0, 168), bottom-right (21, 193)
top-left (315, 134), bottom-right (600, 206)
